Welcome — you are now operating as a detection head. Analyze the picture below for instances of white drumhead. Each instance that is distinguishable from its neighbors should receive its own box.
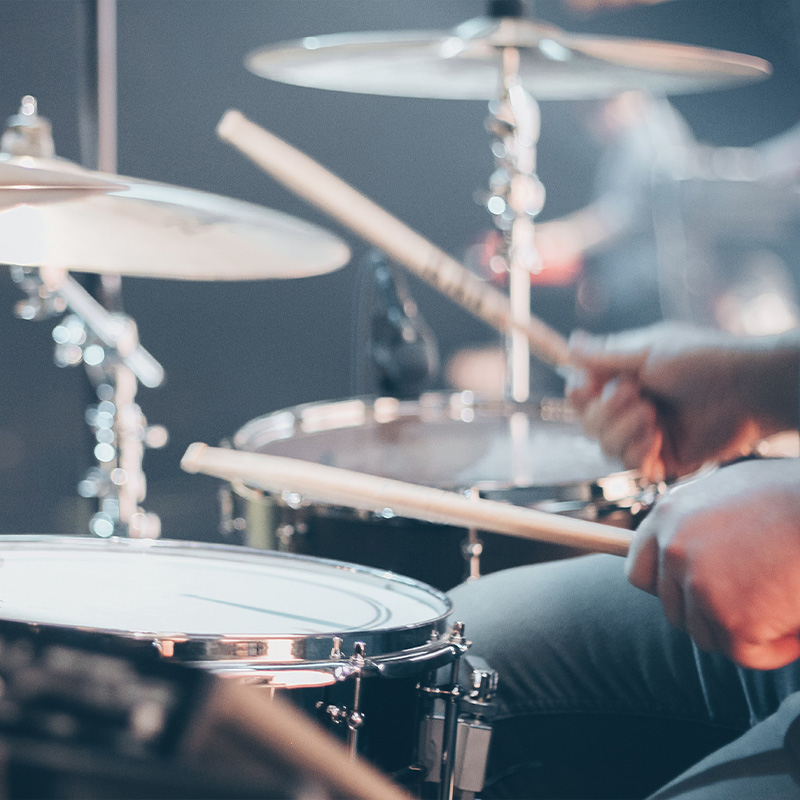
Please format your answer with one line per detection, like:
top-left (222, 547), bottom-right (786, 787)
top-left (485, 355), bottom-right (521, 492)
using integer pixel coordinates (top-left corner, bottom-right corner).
top-left (0, 537), bottom-right (450, 641)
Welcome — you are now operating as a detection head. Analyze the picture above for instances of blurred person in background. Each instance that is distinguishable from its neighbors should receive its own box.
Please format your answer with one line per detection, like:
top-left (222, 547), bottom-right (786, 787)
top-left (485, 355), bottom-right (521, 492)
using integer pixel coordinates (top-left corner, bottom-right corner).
top-left (446, 2), bottom-right (800, 798)
top-left (448, 0), bottom-right (800, 398)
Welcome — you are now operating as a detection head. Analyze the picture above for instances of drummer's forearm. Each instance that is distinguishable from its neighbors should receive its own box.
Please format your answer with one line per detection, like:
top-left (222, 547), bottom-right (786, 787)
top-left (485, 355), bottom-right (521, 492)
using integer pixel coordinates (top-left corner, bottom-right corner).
top-left (538, 199), bottom-right (626, 260)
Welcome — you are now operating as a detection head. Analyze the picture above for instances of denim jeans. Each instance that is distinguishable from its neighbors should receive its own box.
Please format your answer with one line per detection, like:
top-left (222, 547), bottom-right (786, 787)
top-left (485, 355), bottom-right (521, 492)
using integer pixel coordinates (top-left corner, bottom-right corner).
top-left (447, 555), bottom-right (800, 799)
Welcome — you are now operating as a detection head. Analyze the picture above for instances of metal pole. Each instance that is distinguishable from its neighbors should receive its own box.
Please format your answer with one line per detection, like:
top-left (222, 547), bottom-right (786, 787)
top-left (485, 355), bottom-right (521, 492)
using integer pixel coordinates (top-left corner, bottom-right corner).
top-left (96, 0), bottom-right (117, 174)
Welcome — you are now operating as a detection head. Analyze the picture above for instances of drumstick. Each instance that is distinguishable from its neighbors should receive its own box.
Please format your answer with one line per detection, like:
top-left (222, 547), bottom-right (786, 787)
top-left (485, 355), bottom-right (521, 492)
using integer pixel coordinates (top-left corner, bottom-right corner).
top-left (216, 109), bottom-right (570, 368)
top-left (187, 680), bottom-right (412, 800)
top-left (182, 443), bottom-right (632, 557)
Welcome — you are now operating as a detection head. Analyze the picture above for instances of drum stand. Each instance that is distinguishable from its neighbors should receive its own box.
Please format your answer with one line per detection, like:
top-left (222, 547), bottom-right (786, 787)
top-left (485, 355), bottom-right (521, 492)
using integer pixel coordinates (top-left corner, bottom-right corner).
top-left (416, 626), bottom-right (498, 800)
top-left (314, 624), bottom-right (495, 800)
top-left (486, 44), bottom-right (545, 404)
top-left (4, 96), bottom-right (165, 538)
top-left (12, 266), bottom-right (166, 538)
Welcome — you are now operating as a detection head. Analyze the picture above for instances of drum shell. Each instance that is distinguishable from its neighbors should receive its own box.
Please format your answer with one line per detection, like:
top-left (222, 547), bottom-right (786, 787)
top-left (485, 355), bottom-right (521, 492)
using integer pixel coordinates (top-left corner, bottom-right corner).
top-left (226, 490), bottom-right (643, 592)
top-left (266, 668), bottom-right (435, 777)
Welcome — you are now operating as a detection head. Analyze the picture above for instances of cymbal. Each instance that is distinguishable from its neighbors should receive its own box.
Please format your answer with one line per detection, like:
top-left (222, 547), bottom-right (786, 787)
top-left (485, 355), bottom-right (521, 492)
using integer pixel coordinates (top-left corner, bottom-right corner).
top-left (0, 155), bottom-right (351, 280)
top-left (0, 157), bottom-right (124, 210)
top-left (246, 16), bottom-right (771, 101)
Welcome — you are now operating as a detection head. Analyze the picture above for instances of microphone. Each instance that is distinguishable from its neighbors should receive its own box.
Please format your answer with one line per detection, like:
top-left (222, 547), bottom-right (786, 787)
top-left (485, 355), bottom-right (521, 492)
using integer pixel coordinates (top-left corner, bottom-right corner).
top-left (366, 251), bottom-right (439, 398)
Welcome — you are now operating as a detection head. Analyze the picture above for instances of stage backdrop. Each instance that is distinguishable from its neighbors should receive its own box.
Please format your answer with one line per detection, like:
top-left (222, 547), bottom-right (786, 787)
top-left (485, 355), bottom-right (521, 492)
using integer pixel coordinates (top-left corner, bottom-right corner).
top-left (0, 0), bottom-right (797, 541)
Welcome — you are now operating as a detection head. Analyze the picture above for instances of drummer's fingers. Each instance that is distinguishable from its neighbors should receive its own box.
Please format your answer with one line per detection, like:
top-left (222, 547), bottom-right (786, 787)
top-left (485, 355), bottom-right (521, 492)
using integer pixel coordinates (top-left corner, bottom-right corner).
top-left (625, 524), bottom-right (659, 595)
top-left (640, 430), bottom-right (666, 484)
top-left (595, 406), bottom-right (658, 470)
top-left (582, 378), bottom-right (654, 456)
top-left (656, 570), bottom-right (686, 631)
top-left (565, 367), bottom-right (608, 411)
top-left (681, 597), bottom-right (724, 654)
top-left (581, 377), bottom-right (629, 436)
top-left (727, 635), bottom-right (800, 671)
top-left (684, 609), bottom-right (800, 670)
top-left (617, 405), bottom-right (660, 472)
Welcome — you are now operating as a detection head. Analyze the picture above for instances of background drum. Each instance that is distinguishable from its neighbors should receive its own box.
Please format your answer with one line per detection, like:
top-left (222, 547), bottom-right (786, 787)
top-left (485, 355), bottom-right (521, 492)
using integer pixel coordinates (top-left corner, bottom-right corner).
top-left (228, 392), bottom-right (658, 590)
top-left (0, 535), bottom-right (464, 785)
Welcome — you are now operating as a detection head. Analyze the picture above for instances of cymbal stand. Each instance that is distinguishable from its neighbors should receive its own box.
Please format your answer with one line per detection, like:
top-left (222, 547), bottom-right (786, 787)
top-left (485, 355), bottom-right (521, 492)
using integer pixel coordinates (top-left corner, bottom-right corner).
top-left (485, 45), bottom-right (545, 402)
top-left (11, 266), bottom-right (166, 538)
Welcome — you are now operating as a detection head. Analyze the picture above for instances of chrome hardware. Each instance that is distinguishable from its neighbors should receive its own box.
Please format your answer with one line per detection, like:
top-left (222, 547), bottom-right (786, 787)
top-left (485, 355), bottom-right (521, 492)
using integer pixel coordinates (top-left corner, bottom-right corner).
top-left (461, 488), bottom-right (484, 582)
top-left (418, 650), bottom-right (498, 799)
top-left (315, 640), bottom-right (369, 760)
top-left (484, 48), bottom-right (544, 402)
top-left (348, 641), bottom-right (367, 758)
top-left (1, 95), bottom-right (55, 158)
top-left (11, 266), bottom-right (166, 539)
top-left (316, 702), bottom-right (365, 732)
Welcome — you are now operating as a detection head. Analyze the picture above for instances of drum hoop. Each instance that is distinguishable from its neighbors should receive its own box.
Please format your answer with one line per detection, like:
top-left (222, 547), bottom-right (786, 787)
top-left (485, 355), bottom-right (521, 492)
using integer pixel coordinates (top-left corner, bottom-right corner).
top-left (181, 636), bottom-right (462, 685)
top-left (230, 392), bottom-right (648, 498)
top-left (0, 536), bottom-right (453, 659)
top-left (232, 392), bottom-right (576, 452)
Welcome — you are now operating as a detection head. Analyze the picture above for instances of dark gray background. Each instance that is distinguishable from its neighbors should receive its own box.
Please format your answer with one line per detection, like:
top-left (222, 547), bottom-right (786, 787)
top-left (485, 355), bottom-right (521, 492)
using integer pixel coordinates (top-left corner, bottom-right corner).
top-left (1, 0), bottom-right (798, 541)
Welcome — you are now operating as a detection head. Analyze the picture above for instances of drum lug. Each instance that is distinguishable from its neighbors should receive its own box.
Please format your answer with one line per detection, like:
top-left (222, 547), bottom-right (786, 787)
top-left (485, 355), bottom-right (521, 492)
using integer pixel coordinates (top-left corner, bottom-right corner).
top-left (316, 641), bottom-right (369, 760)
top-left (330, 636), bottom-right (344, 660)
top-left (449, 621), bottom-right (466, 645)
top-left (315, 701), bottom-right (365, 732)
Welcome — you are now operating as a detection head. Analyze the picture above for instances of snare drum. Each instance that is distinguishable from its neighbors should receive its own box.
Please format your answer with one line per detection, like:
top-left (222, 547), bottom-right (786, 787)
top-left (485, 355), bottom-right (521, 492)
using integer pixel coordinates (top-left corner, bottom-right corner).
top-left (0, 536), bottom-right (461, 776)
top-left (229, 393), bottom-right (656, 590)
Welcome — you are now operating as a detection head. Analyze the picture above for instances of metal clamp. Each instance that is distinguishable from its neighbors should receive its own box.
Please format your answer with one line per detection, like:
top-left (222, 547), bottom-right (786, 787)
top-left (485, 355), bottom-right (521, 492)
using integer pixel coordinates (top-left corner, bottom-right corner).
top-left (417, 633), bottom-right (498, 800)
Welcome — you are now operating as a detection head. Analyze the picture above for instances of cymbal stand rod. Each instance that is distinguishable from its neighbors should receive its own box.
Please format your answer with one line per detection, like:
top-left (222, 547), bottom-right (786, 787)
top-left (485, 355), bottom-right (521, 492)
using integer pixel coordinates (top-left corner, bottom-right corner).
top-left (486, 47), bottom-right (545, 402)
top-left (461, 488), bottom-right (484, 582)
top-left (91, 362), bottom-right (155, 538)
top-left (54, 275), bottom-right (164, 389)
top-left (77, 1), bottom-right (122, 308)
top-left (60, 279), bottom-right (165, 538)
top-left (95, 0), bottom-right (124, 310)
top-left (11, 268), bottom-right (166, 538)
top-left (79, 361), bottom-right (164, 540)
top-left (96, 0), bottom-right (117, 175)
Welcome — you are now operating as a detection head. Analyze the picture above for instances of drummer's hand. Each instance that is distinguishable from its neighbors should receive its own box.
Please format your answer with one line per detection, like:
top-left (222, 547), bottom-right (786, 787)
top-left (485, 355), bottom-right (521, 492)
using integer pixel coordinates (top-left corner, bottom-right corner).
top-left (566, 323), bottom-right (800, 482)
top-left (626, 458), bottom-right (800, 670)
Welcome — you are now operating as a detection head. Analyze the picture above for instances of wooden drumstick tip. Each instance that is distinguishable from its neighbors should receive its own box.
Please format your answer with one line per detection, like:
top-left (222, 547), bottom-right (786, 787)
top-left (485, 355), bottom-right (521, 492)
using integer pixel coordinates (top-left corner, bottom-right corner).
top-left (181, 442), bottom-right (208, 474)
top-left (217, 109), bottom-right (246, 141)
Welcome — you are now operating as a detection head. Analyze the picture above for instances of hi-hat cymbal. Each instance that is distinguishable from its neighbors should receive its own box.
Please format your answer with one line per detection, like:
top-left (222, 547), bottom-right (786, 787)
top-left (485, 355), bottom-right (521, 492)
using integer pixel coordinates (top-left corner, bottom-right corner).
top-left (0, 158), bottom-right (124, 210)
top-left (0, 155), bottom-right (351, 280)
top-left (246, 16), bottom-right (771, 101)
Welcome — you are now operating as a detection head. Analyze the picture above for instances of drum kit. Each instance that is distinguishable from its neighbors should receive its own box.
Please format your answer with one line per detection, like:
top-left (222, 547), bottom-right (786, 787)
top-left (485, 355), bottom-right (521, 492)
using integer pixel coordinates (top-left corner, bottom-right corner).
top-left (0, 2), bottom-right (772, 798)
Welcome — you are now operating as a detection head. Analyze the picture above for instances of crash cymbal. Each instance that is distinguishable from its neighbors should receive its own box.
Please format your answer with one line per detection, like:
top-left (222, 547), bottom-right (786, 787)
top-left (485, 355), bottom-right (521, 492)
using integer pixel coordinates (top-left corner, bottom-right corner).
top-left (246, 16), bottom-right (771, 101)
top-left (0, 155), bottom-right (350, 280)
top-left (0, 157), bottom-right (124, 210)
